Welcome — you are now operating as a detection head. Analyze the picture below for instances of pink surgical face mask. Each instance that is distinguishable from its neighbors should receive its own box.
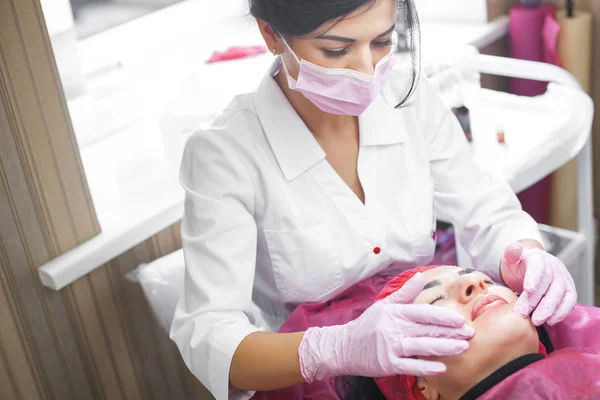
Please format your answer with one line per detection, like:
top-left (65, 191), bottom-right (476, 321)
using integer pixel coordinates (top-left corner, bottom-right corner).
top-left (280, 38), bottom-right (398, 116)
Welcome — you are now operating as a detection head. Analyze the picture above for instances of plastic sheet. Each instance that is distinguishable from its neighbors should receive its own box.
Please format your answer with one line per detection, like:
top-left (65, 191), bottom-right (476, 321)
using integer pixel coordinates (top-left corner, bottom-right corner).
top-left (126, 249), bottom-right (185, 332)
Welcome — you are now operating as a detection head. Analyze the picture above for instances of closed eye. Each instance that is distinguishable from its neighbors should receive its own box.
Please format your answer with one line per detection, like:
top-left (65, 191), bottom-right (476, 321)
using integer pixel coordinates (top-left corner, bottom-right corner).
top-left (372, 39), bottom-right (393, 47)
top-left (322, 47), bottom-right (349, 58)
top-left (430, 294), bottom-right (444, 305)
top-left (484, 279), bottom-right (494, 285)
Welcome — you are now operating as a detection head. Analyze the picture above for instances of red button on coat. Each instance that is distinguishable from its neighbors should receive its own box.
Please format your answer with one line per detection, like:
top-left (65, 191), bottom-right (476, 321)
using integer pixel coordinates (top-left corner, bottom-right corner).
top-left (373, 247), bottom-right (381, 255)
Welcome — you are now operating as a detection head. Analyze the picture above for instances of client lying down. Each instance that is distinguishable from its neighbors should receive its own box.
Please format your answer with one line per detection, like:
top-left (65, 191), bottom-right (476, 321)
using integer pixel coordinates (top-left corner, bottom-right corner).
top-left (345, 266), bottom-right (600, 399)
top-left (253, 266), bottom-right (600, 400)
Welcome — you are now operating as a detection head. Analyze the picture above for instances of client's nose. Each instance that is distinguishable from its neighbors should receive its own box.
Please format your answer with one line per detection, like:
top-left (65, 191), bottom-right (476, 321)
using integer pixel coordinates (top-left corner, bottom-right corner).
top-left (457, 275), bottom-right (488, 304)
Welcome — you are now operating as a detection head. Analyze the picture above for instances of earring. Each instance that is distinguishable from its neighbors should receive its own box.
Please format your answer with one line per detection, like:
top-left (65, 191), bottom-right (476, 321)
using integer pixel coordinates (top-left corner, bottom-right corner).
top-left (272, 49), bottom-right (277, 55)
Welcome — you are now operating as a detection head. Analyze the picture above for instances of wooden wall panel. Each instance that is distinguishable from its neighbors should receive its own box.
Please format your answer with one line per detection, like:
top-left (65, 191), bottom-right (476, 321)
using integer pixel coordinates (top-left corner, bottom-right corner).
top-left (1, 0), bottom-right (101, 397)
top-left (89, 266), bottom-right (143, 400)
top-left (0, 342), bottom-right (20, 400)
top-left (47, 222), bottom-right (196, 400)
top-left (1, 1), bottom-right (202, 400)
top-left (1, 200), bottom-right (200, 399)
top-left (0, 252), bottom-right (43, 400)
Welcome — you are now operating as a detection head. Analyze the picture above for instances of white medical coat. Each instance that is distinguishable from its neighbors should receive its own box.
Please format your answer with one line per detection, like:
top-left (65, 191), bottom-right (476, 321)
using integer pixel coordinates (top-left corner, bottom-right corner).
top-left (170, 58), bottom-right (542, 400)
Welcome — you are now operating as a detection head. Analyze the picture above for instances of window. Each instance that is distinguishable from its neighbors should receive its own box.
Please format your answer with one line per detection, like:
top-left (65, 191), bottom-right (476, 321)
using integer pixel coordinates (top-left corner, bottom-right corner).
top-left (414, 0), bottom-right (505, 23)
top-left (41, 0), bottom-right (258, 149)
top-left (41, 0), bottom-right (507, 152)
top-left (69, 0), bottom-right (188, 39)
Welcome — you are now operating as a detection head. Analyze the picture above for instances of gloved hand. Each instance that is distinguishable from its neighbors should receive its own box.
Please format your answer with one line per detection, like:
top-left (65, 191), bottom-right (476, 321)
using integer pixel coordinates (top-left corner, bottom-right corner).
top-left (501, 242), bottom-right (577, 326)
top-left (298, 273), bottom-right (474, 383)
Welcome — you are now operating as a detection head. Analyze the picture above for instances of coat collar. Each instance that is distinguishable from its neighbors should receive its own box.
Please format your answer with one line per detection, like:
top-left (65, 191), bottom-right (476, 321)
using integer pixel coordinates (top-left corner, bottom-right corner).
top-left (254, 57), bottom-right (410, 181)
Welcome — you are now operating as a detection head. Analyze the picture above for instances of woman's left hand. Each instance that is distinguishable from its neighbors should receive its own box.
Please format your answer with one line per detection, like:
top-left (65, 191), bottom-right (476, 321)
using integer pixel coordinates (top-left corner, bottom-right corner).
top-left (500, 242), bottom-right (577, 326)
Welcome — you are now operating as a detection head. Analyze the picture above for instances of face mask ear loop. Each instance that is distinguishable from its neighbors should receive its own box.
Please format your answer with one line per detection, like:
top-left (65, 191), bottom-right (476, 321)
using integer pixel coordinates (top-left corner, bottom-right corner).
top-left (279, 35), bottom-right (301, 65)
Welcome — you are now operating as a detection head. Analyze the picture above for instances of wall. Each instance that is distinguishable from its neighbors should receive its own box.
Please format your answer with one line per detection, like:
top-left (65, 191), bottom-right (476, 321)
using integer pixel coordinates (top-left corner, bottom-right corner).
top-left (51, 221), bottom-right (212, 400)
top-left (499, 0), bottom-right (599, 302)
top-left (0, 0), bottom-right (212, 398)
top-left (546, 0), bottom-right (600, 303)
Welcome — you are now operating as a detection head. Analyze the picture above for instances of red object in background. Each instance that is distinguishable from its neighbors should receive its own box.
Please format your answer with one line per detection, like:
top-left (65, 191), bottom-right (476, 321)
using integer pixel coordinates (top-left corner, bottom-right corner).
top-left (509, 3), bottom-right (561, 225)
top-left (518, 175), bottom-right (553, 223)
top-left (509, 4), bottom-right (560, 96)
top-left (205, 45), bottom-right (267, 63)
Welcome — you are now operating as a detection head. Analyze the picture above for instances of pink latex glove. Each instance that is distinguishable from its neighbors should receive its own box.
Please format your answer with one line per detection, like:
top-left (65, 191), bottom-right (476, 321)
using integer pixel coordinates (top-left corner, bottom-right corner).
top-left (501, 242), bottom-right (577, 326)
top-left (298, 273), bottom-right (474, 383)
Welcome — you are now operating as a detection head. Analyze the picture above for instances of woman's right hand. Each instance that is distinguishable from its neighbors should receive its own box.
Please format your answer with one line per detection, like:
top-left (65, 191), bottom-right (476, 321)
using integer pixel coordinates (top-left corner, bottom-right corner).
top-left (298, 273), bottom-right (474, 383)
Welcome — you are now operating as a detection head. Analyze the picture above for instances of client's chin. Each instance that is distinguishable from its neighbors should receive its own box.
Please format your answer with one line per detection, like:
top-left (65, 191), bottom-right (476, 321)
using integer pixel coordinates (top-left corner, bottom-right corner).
top-left (472, 305), bottom-right (540, 371)
top-left (421, 306), bottom-right (539, 400)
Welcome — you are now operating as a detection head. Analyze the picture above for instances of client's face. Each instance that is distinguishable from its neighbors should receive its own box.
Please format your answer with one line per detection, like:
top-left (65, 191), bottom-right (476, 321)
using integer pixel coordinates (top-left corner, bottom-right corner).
top-left (413, 266), bottom-right (540, 400)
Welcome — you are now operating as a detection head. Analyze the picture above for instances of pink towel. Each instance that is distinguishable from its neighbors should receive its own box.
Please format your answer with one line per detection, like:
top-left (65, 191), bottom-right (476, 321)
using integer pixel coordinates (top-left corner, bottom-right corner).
top-left (205, 45), bottom-right (267, 63)
top-left (509, 4), bottom-right (562, 224)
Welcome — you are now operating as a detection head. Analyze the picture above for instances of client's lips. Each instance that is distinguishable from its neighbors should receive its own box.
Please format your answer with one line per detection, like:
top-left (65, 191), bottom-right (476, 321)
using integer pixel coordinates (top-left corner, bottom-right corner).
top-left (471, 294), bottom-right (508, 321)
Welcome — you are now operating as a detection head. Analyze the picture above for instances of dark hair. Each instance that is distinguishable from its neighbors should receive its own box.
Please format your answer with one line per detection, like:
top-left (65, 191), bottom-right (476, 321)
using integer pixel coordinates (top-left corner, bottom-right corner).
top-left (337, 374), bottom-right (418, 400)
top-left (249, 0), bottom-right (379, 38)
top-left (248, 0), bottom-right (421, 107)
top-left (337, 375), bottom-right (387, 400)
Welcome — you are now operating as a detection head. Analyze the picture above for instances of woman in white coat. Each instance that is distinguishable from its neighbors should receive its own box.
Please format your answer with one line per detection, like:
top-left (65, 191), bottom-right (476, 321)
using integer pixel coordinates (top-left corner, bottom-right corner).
top-left (170, 0), bottom-right (577, 399)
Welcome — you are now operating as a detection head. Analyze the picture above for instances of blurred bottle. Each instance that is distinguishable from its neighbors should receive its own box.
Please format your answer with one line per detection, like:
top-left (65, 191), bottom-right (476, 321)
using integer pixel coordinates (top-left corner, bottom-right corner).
top-left (452, 106), bottom-right (473, 142)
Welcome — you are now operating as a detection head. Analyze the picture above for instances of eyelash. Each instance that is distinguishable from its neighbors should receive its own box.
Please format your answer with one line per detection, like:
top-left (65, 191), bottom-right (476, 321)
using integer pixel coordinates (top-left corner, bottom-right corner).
top-left (322, 48), bottom-right (349, 58)
top-left (430, 279), bottom-right (494, 304)
top-left (374, 39), bottom-right (394, 47)
top-left (322, 40), bottom-right (394, 58)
